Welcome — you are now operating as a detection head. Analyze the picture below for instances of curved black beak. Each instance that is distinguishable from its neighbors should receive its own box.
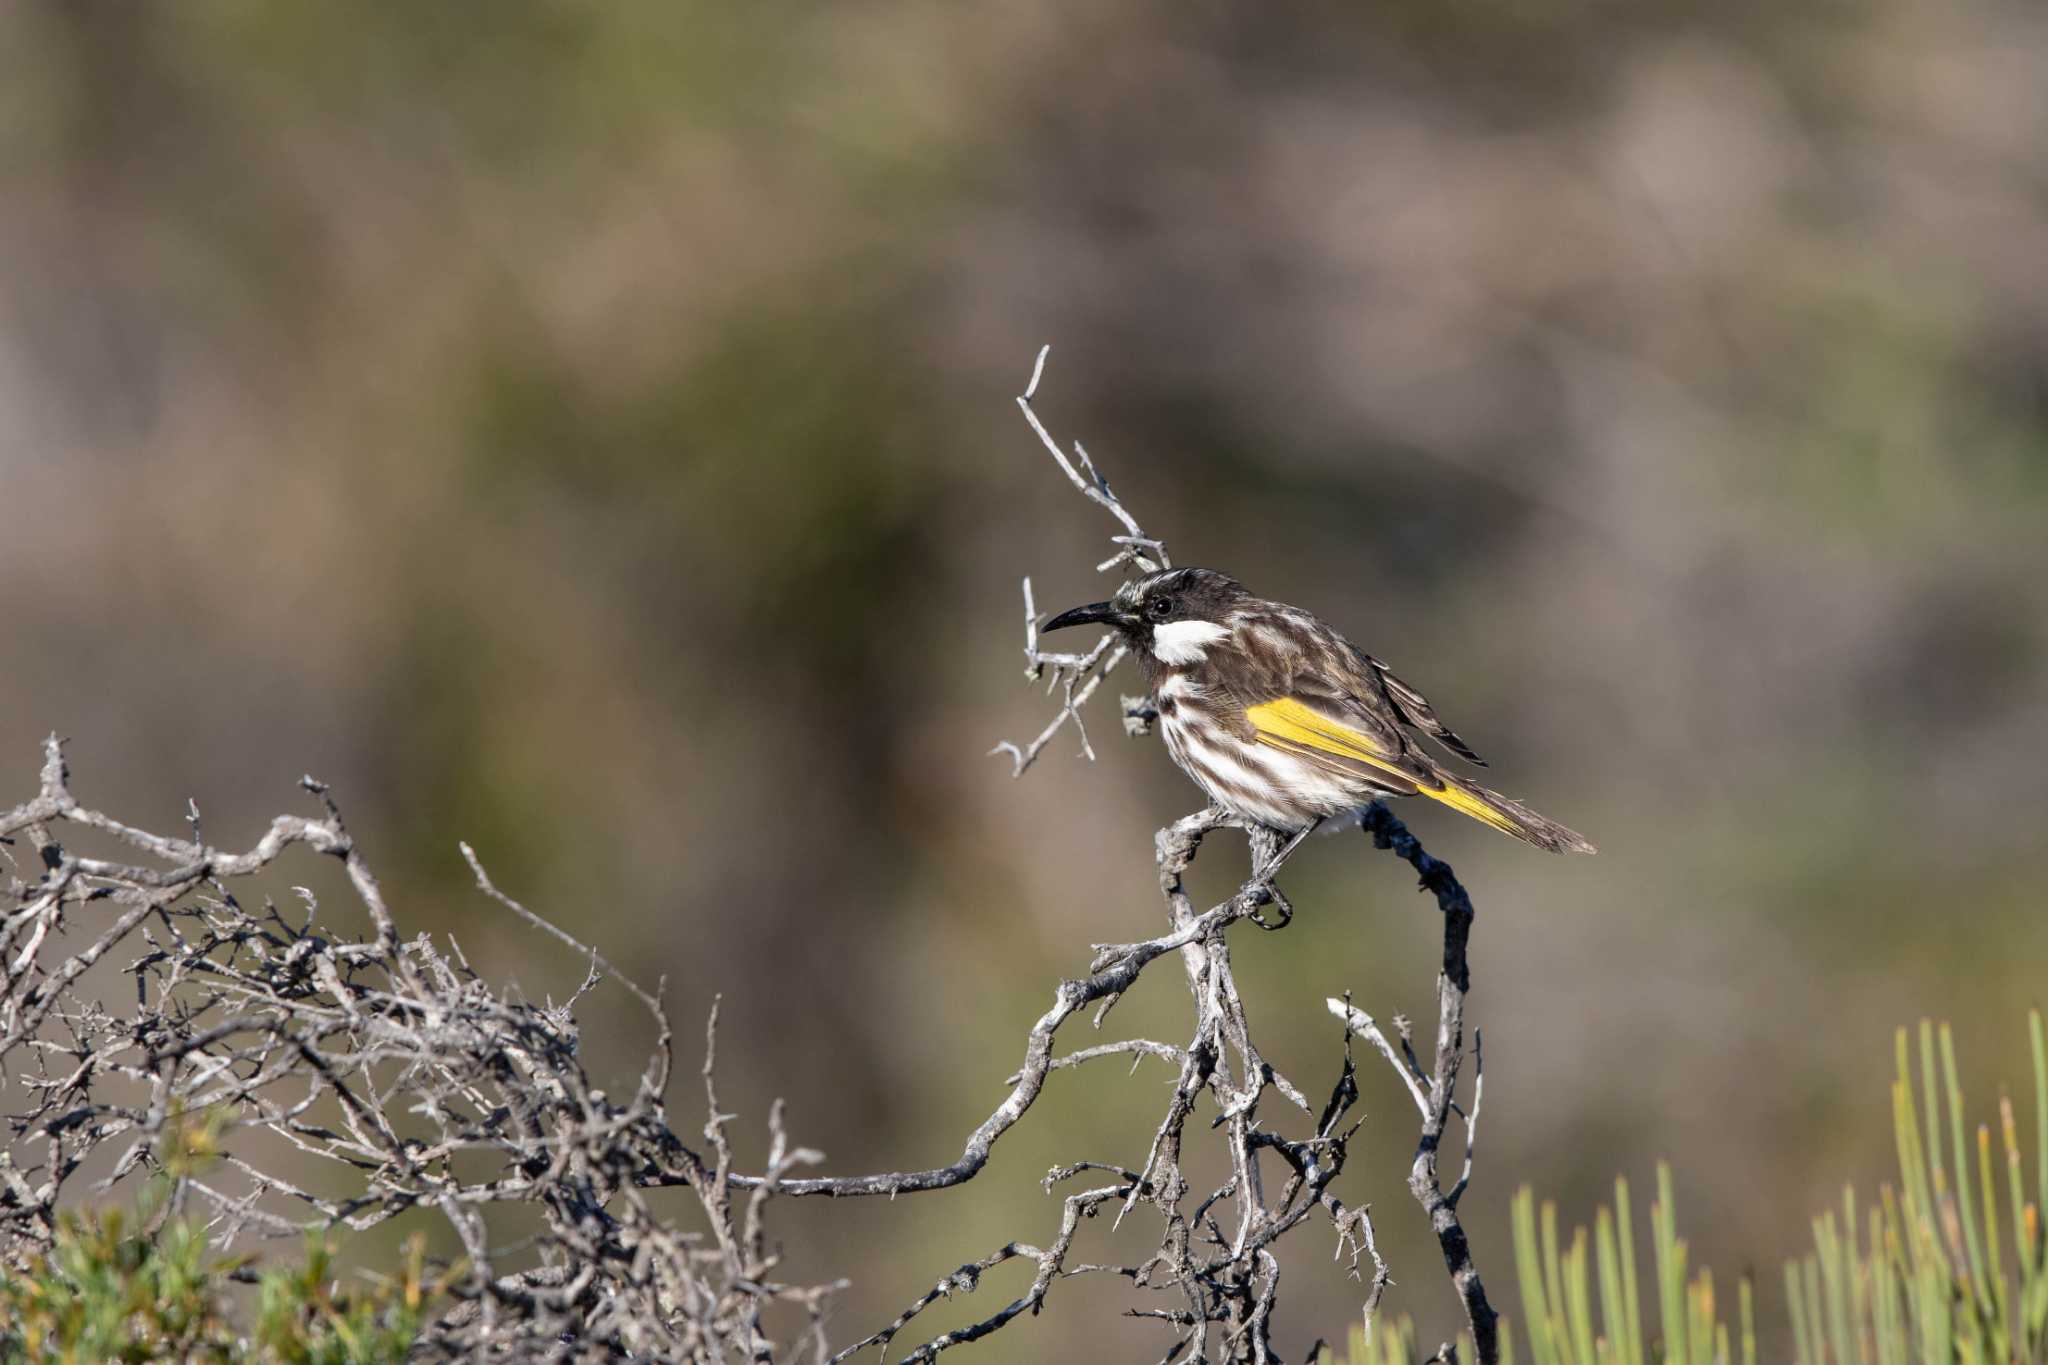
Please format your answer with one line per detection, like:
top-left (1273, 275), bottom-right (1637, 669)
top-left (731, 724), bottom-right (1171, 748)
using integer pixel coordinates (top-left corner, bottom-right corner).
top-left (1040, 601), bottom-right (1126, 633)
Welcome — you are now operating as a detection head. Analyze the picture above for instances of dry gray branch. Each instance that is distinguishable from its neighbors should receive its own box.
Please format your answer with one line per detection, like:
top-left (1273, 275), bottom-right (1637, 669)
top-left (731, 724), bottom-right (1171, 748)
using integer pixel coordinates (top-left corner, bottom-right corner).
top-left (0, 735), bottom-right (845, 1361)
top-left (0, 346), bottom-right (1504, 1364)
top-left (814, 351), bottom-right (1499, 1364)
top-left (989, 345), bottom-right (1164, 778)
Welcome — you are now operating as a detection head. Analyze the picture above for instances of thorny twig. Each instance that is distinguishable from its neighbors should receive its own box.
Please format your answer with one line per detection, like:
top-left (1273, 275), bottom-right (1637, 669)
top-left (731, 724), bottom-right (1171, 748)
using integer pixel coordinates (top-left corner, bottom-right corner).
top-left (0, 735), bottom-right (844, 1361)
top-left (989, 344), bottom-right (1167, 778)
top-left (0, 737), bottom-right (1368, 1364)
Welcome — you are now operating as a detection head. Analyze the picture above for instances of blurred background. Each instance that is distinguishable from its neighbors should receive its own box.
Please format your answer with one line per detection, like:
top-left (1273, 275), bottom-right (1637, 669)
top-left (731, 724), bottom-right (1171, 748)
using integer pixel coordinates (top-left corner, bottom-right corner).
top-left (4, 1), bottom-right (2046, 1358)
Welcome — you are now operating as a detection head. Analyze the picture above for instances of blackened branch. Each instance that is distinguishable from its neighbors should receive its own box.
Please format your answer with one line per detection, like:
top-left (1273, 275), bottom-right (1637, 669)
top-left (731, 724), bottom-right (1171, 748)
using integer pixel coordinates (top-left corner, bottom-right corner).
top-left (1332, 802), bottom-right (1501, 1364)
top-left (1361, 803), bottom-right (1476, 993)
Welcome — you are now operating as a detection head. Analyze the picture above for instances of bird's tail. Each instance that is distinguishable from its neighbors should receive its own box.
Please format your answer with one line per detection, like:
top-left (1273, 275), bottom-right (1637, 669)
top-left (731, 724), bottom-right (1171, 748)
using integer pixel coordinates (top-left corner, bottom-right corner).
top-left (1416, 770), bottom-right (1596, 855)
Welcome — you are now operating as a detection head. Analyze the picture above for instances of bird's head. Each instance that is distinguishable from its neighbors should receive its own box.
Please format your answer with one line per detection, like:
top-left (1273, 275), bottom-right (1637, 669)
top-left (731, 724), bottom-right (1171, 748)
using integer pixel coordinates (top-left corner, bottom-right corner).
top-left (1040, 567), bottom-right (1250, 665)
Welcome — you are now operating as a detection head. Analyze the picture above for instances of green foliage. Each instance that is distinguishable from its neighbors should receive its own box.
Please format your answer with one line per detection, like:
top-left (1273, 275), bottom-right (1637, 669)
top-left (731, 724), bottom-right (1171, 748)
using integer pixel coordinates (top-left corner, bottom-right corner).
top-left (1511, 1165), bottom-right (1752, 1365)
top-left (0, 1115), bottom-right (441, 1363)
top-left (0, 1204), bottom-right (241, 1363)
top-left (0, 1211), bottom-right (436, 1363)
top-left (246, 1236), bottom-right (434, 1365)
top-left (1323, 1314), bottom-right (1487, 1365)
top-left (1785, 1013), bottom-right (2048, 1364)
top-left (1327, 1013), bottom-right (2048, 1364)
top-left (1310, 1167), bottom-right (1741, 1364)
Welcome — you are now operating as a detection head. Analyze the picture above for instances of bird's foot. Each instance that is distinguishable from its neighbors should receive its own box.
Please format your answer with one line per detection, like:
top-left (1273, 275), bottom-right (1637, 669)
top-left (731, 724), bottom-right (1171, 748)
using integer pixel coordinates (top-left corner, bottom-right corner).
top-left (1242, 819), bottom-right (1319, 928)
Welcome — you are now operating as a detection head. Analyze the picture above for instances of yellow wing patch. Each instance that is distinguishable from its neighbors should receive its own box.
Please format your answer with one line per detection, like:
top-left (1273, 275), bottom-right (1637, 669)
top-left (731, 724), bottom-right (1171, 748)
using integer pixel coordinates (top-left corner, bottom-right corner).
top-left (1245, 697), bottom-right (1400, 769)
top-left (1244, 697), bottom-right (1522, 838)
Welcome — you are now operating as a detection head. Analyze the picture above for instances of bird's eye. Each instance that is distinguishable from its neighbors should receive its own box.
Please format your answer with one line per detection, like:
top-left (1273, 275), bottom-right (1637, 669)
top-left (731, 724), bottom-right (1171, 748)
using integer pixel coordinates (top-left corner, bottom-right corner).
top-left (1146, 597), bottom-right (1173, 621)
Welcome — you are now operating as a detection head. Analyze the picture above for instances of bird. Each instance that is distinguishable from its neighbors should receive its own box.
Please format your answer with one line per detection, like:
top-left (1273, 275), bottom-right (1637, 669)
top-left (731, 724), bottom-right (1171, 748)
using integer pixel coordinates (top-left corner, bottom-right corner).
top-left (1040, 567), bottom-right (1594, 855)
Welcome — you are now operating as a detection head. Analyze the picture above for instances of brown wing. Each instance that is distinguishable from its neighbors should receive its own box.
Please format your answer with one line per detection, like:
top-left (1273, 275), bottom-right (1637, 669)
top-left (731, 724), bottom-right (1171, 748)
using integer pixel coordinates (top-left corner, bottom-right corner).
top-left (1209, 614), bottom-right (1438, 789)
top-left (1360, 652), bottom-right (1488, 767)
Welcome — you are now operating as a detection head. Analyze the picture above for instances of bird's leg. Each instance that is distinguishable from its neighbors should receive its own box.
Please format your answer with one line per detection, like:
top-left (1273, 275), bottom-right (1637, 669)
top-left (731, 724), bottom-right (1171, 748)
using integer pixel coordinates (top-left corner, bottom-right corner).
top-left (1244, 820), bottom-right (1319, 927)
top-left (1256, 820), bottom-right (1318, 878)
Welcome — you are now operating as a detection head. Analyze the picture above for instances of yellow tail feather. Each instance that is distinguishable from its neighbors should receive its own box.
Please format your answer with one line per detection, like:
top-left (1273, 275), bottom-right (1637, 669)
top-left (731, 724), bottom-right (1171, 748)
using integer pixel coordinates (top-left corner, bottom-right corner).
top-left (1412, 774), bottom-right (1525, 839)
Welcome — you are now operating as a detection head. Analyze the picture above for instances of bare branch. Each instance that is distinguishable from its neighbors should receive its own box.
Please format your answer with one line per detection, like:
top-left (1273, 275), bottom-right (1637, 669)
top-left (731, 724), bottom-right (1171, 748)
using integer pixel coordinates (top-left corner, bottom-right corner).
top-left (1014, 345), bottom-right (1167, 572)
top-left (1, 741), bottom-right (841, 1360)
top-left (1, 349), bottom-right (1514, 1365)
top-left (1346, 802), bottom-right (1503, 1364)
top-left (991, 348), bottom-right (1163, 775)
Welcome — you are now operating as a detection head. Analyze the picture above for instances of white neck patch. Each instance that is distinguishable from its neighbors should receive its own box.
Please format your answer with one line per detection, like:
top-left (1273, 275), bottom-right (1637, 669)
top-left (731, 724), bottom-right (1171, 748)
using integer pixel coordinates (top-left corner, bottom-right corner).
top-left (1150, 619), bottom-right (1231, 665)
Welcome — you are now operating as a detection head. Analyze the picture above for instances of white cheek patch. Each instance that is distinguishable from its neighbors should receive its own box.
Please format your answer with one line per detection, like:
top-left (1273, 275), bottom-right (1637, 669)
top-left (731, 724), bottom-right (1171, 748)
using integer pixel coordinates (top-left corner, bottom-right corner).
top-left (1150, 619), bottom-right (1232, 665)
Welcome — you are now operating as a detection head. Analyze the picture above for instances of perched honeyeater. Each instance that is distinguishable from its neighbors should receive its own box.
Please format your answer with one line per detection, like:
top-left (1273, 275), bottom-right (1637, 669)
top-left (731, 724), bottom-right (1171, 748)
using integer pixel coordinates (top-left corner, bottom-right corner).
top-left (1041, 568), bottom-right (1595, 854)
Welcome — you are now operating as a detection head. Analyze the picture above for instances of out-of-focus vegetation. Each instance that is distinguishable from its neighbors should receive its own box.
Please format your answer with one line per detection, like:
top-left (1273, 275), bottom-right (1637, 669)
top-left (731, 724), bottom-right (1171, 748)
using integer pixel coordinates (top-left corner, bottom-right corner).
top-left (1323, 1167), bottom-right (1749, 1365)
top-left (3, 0), bottom-right (2045, 1358)
top-left (0, 1117), bottom-right (438, 1363)
top-left (1779, 1016), bottom-right (2048, 1365)
top-left (1511, 1167), bottom-right (1749, 1365)
top-left (1330, 1013), bottom-right (2048, 1364)
top-left (0, 1220), bottom-right (434, 1365)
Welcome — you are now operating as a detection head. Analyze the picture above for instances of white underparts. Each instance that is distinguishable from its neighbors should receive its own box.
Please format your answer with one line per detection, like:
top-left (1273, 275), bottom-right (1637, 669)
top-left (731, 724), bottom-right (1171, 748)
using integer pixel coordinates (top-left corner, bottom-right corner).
top-left (1159, 714), bottom-right (1375, 831)
top-left (1149, 619), bottom-right (1232, 665)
